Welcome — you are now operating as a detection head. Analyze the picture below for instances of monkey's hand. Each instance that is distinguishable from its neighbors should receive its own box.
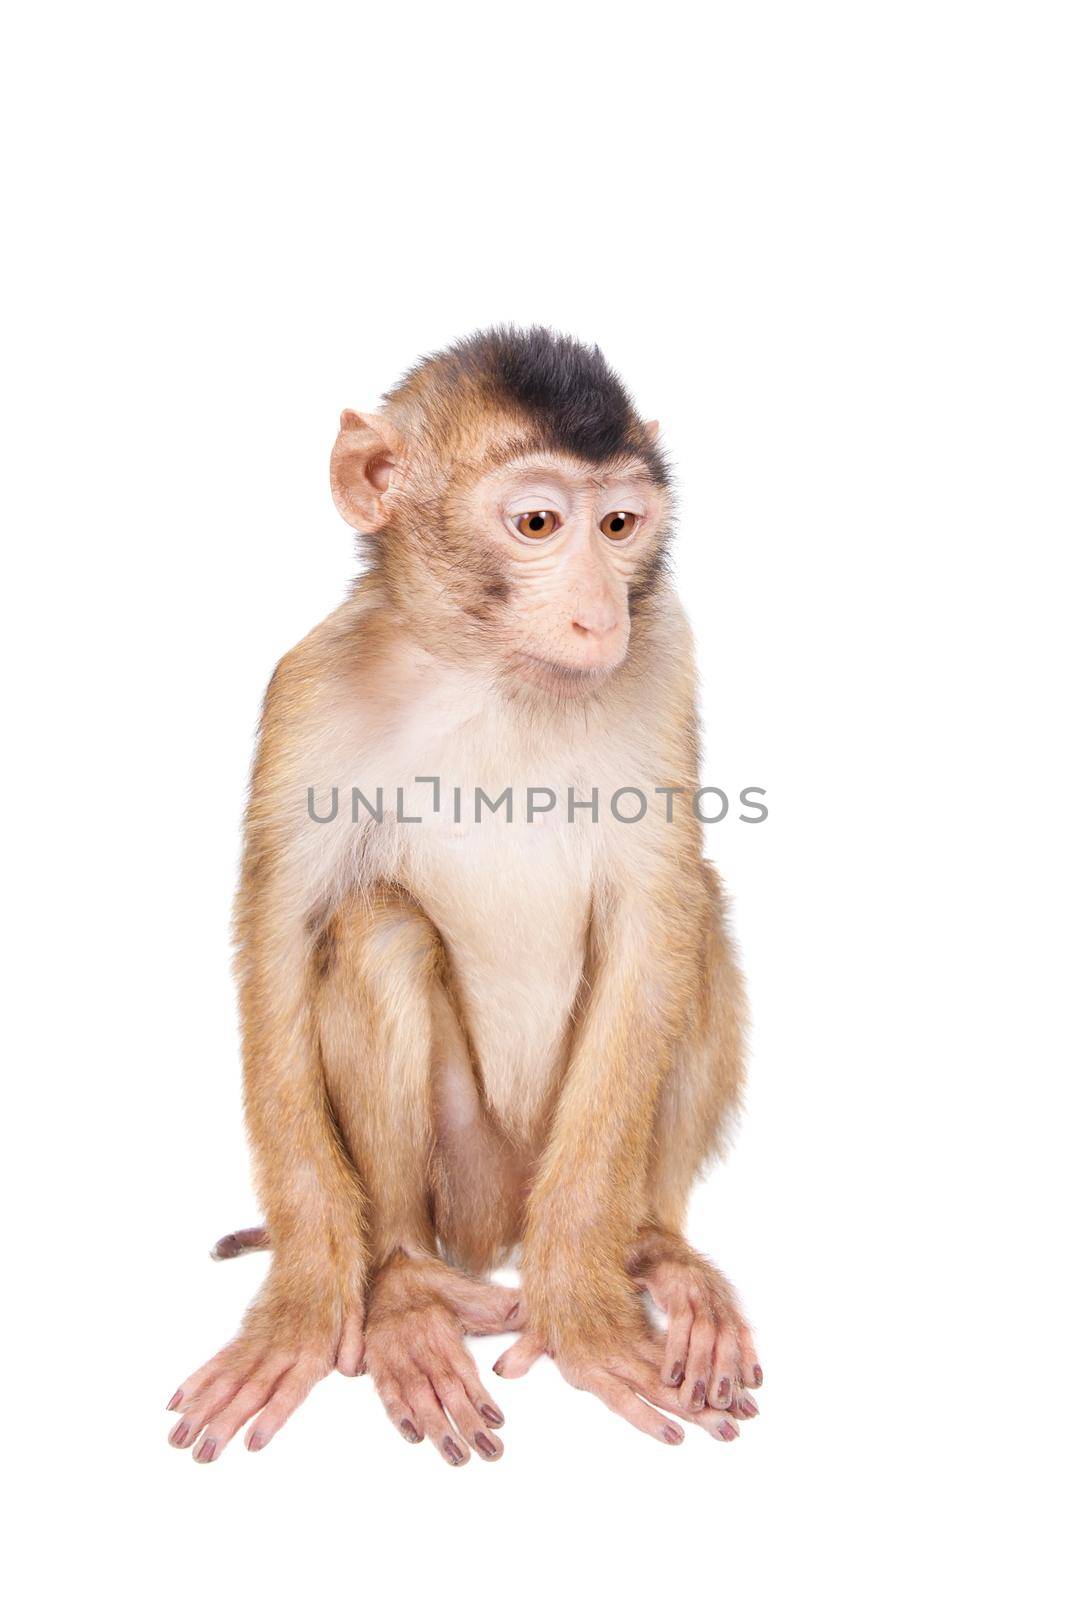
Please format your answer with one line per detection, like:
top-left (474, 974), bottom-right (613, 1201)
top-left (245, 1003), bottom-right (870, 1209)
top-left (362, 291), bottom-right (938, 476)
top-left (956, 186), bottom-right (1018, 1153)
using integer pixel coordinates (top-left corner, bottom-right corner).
top-left (363, 1256), bottom-right (518, 1466)
top-left (165, 1257), bottom-right (364, 1463)
top-left (630, 1236), bottom-right (762, 1416)
top-left (494, 1276), bottom-right (753, 1446)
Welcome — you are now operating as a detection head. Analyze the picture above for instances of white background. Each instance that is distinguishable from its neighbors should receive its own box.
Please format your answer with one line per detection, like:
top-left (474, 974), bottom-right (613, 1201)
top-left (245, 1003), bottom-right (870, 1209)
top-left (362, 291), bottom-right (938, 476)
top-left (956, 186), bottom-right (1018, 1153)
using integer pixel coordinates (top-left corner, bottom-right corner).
top-left (3, 4), bottom-right (1064, 1596)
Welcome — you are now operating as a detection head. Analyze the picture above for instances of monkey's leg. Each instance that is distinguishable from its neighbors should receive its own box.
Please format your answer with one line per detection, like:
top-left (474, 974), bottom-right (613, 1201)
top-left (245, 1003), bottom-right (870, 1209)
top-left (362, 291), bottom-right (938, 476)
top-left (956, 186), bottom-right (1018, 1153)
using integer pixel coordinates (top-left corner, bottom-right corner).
top-left (631, 864), bottom-right (762, 1418)
top-left (318, 888), bottom-right (517, 1465)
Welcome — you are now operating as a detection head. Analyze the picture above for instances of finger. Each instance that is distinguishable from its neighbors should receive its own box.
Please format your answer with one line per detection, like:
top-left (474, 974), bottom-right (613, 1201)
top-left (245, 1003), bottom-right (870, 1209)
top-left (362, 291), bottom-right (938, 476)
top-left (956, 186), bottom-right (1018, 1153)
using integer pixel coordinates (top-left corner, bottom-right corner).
top-left (493, 1331), bottom-right (544, 1379)
top-left (408, 1379), bottom-right (470, 1466)
top-left (169, 1342), bottom-right (248, 1412)
top-left (711, 1323), bottom-right (741, 1409)
top-left (683, 1316), bottom-right (716, 1410)
top-left (192, 1359), bottom-right (293, 1463)
top-left (336, 1309), bottom-right (365, 1377)
top-left (242, 1357), bottom-right (324, 1453)
top-left (587, 1374), bottom-right (684, 1446)
top-left (434, 1375), bottom-right (503, 1461)
top-left (169, 1368), bottom-right (251, 1447)
top-left (661, 1300), bottom-right (694, 1388)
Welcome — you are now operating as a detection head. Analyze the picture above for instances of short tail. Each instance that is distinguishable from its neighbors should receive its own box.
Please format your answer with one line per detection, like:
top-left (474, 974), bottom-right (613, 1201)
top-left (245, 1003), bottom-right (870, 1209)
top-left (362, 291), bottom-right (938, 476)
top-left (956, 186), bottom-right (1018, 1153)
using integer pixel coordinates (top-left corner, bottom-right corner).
top-left (211, 1225), bottom-right (270, 1260)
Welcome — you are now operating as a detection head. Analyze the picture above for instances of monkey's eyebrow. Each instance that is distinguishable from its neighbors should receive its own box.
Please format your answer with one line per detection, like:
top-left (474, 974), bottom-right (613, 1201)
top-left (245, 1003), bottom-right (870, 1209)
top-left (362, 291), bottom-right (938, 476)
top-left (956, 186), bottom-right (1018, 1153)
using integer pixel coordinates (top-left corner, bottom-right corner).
top-left (475, 440), bottom-right (657, 487)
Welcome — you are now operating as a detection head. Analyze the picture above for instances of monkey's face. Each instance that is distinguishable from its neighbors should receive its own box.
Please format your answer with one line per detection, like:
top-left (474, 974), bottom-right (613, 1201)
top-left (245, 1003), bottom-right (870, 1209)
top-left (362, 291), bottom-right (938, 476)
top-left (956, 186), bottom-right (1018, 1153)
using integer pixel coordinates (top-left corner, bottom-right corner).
top-left (329, 379), bottom-right (672, 697)
top-left (447, 451), bottom-right (667, 693)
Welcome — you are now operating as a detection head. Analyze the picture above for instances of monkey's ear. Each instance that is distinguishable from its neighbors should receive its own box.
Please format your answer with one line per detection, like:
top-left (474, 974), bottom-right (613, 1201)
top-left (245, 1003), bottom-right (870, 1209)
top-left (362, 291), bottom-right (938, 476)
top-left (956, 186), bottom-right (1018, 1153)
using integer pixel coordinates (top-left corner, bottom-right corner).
top-left (330, 410), bottom-right (404, 532)
top-left (643, 419), bottom-right (660, 442)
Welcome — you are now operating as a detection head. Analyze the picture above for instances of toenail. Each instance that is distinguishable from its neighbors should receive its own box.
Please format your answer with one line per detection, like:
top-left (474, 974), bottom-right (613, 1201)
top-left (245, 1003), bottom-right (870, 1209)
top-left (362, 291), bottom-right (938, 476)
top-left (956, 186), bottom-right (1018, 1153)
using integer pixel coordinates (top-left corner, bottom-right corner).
top-left (166, 1389), bottom-right (183, 1411)
top-left (689, 1380), bottom-right (706, 1409)
top-left (247, 1432), bottom-right (267, 1451)
top-left (194, 1438), bottom-right (218, 1463)
top-left (399, 1420), bottom-right (419, 1443)
top-left (669, 1362), bottom-right (684, 1386)
top-left (663, 1424), bottom-right (684, 1445)
top-left (168, 1421), bottom-right (190, 1448)
top-left (474, 1431), bottom-right (498, 1458)
top-left (442, 1436), bottom-right (463, 1465)
top-left (753, 1365), bottom-right (763, 1387)
top-left (480, 1404), bottom-right (504, 1426)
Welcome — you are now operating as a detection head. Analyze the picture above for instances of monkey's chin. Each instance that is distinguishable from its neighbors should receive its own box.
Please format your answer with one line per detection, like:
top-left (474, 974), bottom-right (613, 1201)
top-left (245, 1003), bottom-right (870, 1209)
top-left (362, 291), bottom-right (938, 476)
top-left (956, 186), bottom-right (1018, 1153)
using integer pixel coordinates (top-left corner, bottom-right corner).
top-left (508, 651), bottom-right (620, 698)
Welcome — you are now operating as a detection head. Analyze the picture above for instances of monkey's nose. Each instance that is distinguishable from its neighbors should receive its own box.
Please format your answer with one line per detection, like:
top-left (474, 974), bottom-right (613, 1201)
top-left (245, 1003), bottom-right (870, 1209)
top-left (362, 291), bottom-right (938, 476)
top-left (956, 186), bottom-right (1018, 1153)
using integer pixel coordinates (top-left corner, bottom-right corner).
top-left (571, 611), bottom-right (618, 640)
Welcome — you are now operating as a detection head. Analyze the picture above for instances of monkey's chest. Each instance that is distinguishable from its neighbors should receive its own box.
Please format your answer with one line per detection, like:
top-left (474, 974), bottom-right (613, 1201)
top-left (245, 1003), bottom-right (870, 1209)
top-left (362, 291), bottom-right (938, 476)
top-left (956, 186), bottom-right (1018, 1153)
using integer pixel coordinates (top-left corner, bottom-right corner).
top-left (399, 808), bottom-right (593, 1136)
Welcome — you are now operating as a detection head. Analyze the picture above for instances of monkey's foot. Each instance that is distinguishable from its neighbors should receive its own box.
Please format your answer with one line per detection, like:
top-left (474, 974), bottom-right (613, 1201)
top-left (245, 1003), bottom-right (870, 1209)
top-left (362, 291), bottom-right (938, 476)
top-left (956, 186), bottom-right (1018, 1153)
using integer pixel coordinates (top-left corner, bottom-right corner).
top-left (364, 1257), bottom-right (515, 1466)
top-left (494, 1324), bottom-right (747, 1445)
top-left (165, 1271), bottom-right (364, 1464)
top-left (630, 1237), bottom-right (762, 1415)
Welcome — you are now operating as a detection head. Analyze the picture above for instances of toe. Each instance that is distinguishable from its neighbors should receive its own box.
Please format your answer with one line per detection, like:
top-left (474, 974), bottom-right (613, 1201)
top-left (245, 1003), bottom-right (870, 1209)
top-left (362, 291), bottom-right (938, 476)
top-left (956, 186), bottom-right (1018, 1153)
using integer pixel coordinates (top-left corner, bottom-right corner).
top-left (493, 1331), bottom-right (544, 1379)
top-left (661, 1300), bottom-right (694, 1388)
top-left (711, 1324), bottom-right (741, 1409)
top-left (730, 1386), bottom-right (759, 1420)
top-left (683, 1317), bottom-right (715, 1410)
top-left (587, 1372), bottom-right (684, 1445)
top-left (409, 1381), bottom-right (470, 1466)
top-left (737, 1324), bottom-right (762, 1389)
top-left (335, 1310), bottom-right (365, 1377)
top-left (435, 1375), bottom-right (504, 1461)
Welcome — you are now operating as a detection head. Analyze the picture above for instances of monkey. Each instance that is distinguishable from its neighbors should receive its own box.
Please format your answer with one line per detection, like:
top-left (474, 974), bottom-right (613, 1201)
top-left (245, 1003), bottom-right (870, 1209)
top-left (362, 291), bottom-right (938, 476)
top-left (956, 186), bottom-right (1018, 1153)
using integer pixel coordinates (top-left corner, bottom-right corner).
top-left (166, 327), bottom-right (762, 1467)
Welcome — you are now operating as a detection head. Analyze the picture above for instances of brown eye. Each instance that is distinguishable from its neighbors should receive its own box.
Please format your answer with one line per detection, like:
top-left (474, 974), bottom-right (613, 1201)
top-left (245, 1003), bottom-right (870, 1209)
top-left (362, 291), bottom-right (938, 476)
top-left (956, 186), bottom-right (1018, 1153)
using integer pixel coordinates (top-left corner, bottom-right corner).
top-left (514, 510), bottom-right (559, 539)
top-left (600, 511), bottom-right (638, 541)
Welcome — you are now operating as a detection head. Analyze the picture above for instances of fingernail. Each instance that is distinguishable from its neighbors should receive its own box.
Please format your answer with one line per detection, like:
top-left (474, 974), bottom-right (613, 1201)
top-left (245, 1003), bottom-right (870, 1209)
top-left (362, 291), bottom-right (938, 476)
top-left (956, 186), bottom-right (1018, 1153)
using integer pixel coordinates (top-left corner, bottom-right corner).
top-left (442, 1436), bottom-right (463, 1465)
top-left (689, 1379), bottom-right (706, 1409)
top-left (492, 1359), bottom-right (504, 1376)
top-left (166, 1389), bottom-right (183, 1411)
top-left (474, 1431), bottom-right (498, 1458)
top-left (193, 1437), bottom-right (218, 1463)
top-left (719, 1421), bottom-right (738, 1441)
top-left (168, 1421), bottom-right (190, 1448)
top-left (247, 1431), bottom-right (268, 1451)
top-left (662, 1423), bottom-right (684, 1445)
top-left (480, 1404), bottom-right (504, 1426)
top-left (507, 1302), bottom-right (520, 1321)
top-left (741, 1398), bottom-right (759, 1418)
top-left (717, 1377), bottom-right (731, 1403)
top-left (399, 1420), bottom-right (419, 1443)
top-left (669, 1362), bottom-right (684, 1386)
top-left (753, 1365), bottom-right (763, 1388)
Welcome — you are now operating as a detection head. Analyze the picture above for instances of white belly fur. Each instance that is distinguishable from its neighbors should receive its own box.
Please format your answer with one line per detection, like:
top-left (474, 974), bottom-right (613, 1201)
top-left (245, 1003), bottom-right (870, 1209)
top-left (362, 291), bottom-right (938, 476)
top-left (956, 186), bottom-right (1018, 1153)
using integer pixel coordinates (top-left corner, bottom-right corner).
top-left (395, 693), bottom-right (594, 1140)
top-left (404, 806), bottom-right (592, 1139)
top-left (319, 667), bottom-right (598, 1141)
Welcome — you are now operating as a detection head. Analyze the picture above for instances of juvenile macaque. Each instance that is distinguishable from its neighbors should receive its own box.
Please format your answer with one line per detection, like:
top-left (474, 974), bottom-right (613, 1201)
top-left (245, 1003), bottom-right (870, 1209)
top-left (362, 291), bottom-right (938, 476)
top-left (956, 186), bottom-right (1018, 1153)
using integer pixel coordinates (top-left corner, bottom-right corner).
top-left (167, 328), bottom-right (761, 1466)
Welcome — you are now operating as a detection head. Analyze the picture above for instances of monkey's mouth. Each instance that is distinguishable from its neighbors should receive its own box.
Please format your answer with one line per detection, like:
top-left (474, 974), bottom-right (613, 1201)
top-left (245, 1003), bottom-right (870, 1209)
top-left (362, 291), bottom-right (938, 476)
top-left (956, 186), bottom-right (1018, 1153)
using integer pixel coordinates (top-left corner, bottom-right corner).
top-left (509, 651), bottom-right (618, 697)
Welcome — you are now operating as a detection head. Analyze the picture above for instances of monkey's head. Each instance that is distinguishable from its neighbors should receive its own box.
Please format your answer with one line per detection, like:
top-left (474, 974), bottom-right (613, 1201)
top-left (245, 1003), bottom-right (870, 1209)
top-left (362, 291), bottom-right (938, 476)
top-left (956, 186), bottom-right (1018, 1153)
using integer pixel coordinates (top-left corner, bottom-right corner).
top-left (330, 327), bottom-right (673, 697)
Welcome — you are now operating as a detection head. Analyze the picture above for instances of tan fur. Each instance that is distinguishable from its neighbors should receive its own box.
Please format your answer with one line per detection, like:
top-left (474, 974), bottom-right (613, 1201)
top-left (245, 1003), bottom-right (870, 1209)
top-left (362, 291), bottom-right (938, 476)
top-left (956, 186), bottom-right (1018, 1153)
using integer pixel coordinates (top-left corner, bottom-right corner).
top-left (166, 346), bottom-right (760, 1466)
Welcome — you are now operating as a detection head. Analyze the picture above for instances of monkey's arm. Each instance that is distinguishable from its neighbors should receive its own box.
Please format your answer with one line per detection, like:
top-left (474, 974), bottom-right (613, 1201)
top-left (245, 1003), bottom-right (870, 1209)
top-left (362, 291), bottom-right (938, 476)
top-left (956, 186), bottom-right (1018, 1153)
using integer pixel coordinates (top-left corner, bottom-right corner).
top-left (234, 852), bottom-right (368, 1371)
top-left (495, 874), bottom-right (749, 1444)
top-left (522, 873), bottom-right (702, 1347)
top-left (165, 654), bottom-right (371, 1462)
